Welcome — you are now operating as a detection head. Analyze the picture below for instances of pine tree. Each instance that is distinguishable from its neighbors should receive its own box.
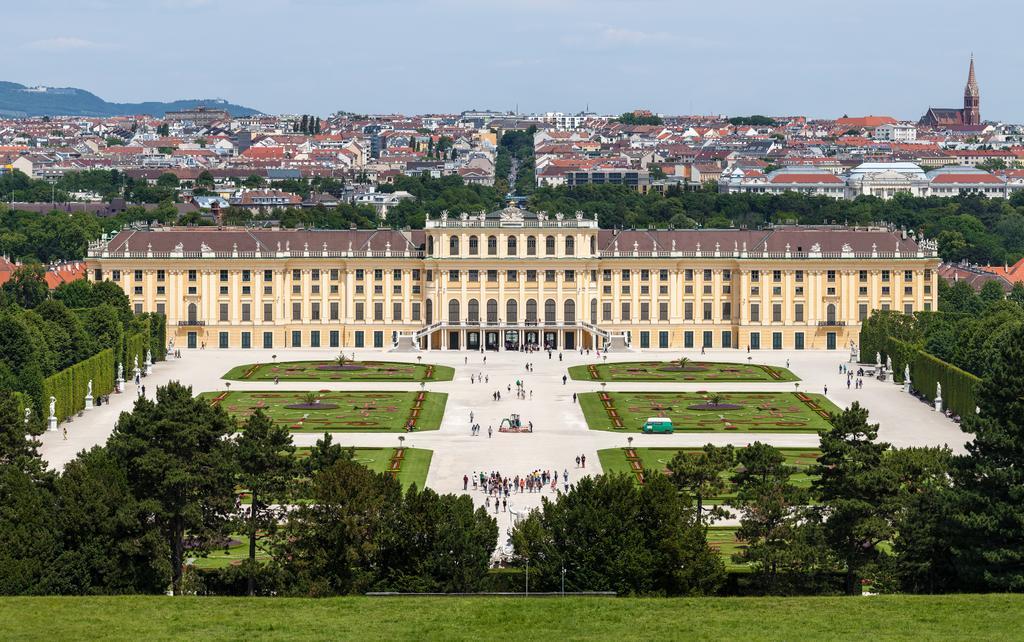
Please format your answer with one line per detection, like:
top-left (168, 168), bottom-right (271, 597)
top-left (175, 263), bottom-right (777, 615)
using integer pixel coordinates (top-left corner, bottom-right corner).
top-left (300, 115), bottom-right (309, 135)
top-left (950, 322), bottom-right (1024, 591)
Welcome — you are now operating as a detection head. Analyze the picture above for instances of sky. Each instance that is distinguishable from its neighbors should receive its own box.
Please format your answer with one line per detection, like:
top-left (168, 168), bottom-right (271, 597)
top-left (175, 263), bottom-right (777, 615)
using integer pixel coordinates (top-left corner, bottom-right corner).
top-left (5, 0), bottom-right (1024, 121)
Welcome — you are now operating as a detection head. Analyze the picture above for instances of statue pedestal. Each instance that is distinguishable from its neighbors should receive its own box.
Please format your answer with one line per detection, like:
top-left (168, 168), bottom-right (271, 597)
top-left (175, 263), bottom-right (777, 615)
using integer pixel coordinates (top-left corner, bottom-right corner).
top-left (934, 398), bottom-right (943, 412)
top-left (84, 395), bottom-right (94, 410)
top-left (902, 382), bottom-right (910, 394)
top-left (115, 379), bottom-right (124, 393)
top-left (48, 416), bottom-right (57, 432)
top-left (144, 364), bottom-right (152, 376)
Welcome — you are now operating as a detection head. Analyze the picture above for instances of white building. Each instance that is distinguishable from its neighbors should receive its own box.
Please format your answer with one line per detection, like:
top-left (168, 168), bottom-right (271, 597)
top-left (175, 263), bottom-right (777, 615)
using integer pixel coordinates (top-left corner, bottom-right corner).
top-left (845, 162), bottom-right (929, 199)
top-left (874, 123), bottom-right (918, 143)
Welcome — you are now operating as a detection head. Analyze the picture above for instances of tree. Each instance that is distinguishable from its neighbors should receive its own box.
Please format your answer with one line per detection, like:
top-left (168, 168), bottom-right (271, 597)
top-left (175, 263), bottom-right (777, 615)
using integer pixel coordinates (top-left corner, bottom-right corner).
top-left (0, 465), bottom-right (60, 594)
top-left (509, 473), bottom-right (723, 596)
top-left (243, 174), bottom-right (265, 189)
top-left (0, 389), bottom-right (43, 475)
top-left (300, 432), bottom-right (351, 478)
top-left (978, 279), bottom-right (1006, 306)
top-left (667, 444), bottom-right (734, 524)
top-left (51, 447), bottom-right (168, 594)
top-left (1009, 282), bottom-right (1024, 306)
top-left (2, 262), bottom-right (49, 309)
top-left (278, 456), bottom-right (402, 595)
top-left (235, 409), bottom-right (295, 595)
top-left (812, 402), bottom-right (896, 595)
top-left (107, 381), bottom-right (237, 595)
top-left (949, 323), bottom-right (1024, 591)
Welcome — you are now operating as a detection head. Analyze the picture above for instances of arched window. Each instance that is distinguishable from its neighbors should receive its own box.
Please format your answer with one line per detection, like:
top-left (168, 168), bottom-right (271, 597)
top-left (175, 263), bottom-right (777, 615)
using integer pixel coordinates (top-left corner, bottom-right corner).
top-left (425, 299), bottom-right (433, 324)
top-left (590, 236), bottom-right (596, 255)
top-left (506, 299), bottom-right (518, 323)
top-left (564, 299), bottom-right (576, 323)
top-left (565, 236), bottom-right (575, 256)
top-left (507, 236), bottom-right (517, 256)
top-left (468, 298), bottom-right (479, 323)
top-left (545, 235), bottom-right (556, 256)
top-left (468, 235), bottom-right (479, 255)
top-left (590, 298), bottom-right (597, 324)
top-left (827, 303), bottom-right (837, 324)
top-left (487, 235), bottom-right (497, 256)
top-left (188, 302), bottom-right (198, 322)
top-left (544, 298), bottom-right (556, 324)
top-left (527, 236), bottom-right (537, 256)
top-left (526, 299), bottom-right (538, 323)
top-left (427, 236), bottom-right (434, 255)
top-left (449, 235), bottom-right (460, 256)
top-left (448, 299), bottom-right (460, 323)
top-left (486, 299), bottom-right (498, 323)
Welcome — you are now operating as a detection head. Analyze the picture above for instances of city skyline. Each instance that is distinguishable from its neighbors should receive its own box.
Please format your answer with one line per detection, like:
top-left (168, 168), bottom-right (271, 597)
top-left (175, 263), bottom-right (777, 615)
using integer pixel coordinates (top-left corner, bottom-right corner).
top-left (5, 0), bottom-right (1023, 121)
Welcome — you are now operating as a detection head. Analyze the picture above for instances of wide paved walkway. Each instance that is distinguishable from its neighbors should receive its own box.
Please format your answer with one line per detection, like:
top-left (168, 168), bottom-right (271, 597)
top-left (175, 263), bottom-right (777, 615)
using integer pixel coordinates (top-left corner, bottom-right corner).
top-left (39, 346), bottom-right (969, 551)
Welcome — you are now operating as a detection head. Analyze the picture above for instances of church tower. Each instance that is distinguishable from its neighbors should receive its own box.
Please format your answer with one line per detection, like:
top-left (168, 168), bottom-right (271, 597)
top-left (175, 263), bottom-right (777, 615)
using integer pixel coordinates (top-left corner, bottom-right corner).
top-left (963, 55), bottom-right (980, 125)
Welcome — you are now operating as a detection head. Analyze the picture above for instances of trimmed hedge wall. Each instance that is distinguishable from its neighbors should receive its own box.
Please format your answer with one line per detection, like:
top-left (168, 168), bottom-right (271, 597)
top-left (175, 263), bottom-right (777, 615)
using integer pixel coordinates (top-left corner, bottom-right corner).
top-left (124, 331), bottom-right (148, 375)
top-left (41, 348), bottom-right (115, 422)
top-left (876, 336), bottom-right (980, 419)
top-left (146, 312), bottom-right (167, 361)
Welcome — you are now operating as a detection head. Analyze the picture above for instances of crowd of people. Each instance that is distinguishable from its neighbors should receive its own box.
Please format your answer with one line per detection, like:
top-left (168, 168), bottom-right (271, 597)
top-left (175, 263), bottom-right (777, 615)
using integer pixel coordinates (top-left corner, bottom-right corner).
top-left (463, 468), bottom-right (573, 513)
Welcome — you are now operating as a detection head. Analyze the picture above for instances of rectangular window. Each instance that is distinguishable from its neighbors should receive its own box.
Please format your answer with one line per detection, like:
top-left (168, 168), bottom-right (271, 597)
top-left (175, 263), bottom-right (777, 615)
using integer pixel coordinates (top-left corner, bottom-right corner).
top-left (291, 330), bottom-right (302, 347)
top-left (639, 331), bottom-right (650, 349)
top-left (685, 269), bottom-right (693, 281)
top-left (659, 331), bottom-right (669, 348)
top-left (794, 303), bottom-right (804, 323)
top-left (264, 302), bottom-right (273, 322)
top-left (412, 302), bottom-right (421, 321)
top-left (241, 332), bottom-right (251, 349)
top-left (219, 269), bottom-right (228, 282)
top-left (750, 303), bottom-right (760, 322)
top-left (721, 302), bottom-right (731, 321)
top-left (721, 331), bottom-right (732, 349)
top-left (330, 302), bottom-right (339, 321)
top-left (859, 304), bottom-right (868, 321)
top-left (311, 302), bottom-right (320, 321)
top-left (219, 303), bottom-right (228, 322)
top-left (355, 302), bottom-right (364, 321)
top-left (702, 331), bottom-right (713, 348)
top-left (374, 302), bottom-right (384, 321)
top-left (329, 330), bottom-right (339, 348)
top-left (684, 302), bottom-right (693, 321)
top-left (772, 303), bottom-right (782, 323)
top-left (659, 302), bottom-right (669, 322)
top-left (684, 331), bottom-right (694, 348)
top-left (263, 332), bottom-right (273, 349)
top-left (621, 302), bottom-right (631, 320)
top-left (393, 302), bottom-right (402, 321)
top-left (373, 331), bottom-right (384, 348)
top-left (264, 269), bottom-right (274, 282)
top-left (310, 331), bottom-right (320, 348)
top-left (750, 331), bottom-right (760, 350)
top-left (795, 332), bottom-right (805, 350)
top-left (219, 332), bottom-right (228, 349)
top-left (602, 302), bottom-right (612, 321)
top-left (772, 332), bottom-right (783, 350)
top-left (640, 302), bottom-right (650, 321)
top-left (702, 302), bottom-right (712, 321)
top-left (354, 331), bottom-right (365, 348)
top-left (241, 303), bottom-right (251, 322)
top-left (292, 302), bottom-right (301, 321)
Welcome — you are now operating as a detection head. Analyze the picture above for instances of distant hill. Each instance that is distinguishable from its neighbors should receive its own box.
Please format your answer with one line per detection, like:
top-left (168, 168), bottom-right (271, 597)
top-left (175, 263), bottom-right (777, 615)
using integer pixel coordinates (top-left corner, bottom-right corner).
top-left (0, 81), bottom-right (260, 118)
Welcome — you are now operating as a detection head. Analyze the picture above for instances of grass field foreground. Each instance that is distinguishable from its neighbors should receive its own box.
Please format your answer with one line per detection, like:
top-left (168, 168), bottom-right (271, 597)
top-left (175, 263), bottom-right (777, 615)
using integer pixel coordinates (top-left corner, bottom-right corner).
top-left (222, 360), bottom-right (455, 382)
top-left (201, 390), bottom-right (447, 432)
top-left (579, 391), bottom-right (840, 433)
top-left (1, 595), bottom-right (1021, 641)
top-left (569, 360), bottom-right (798, 382)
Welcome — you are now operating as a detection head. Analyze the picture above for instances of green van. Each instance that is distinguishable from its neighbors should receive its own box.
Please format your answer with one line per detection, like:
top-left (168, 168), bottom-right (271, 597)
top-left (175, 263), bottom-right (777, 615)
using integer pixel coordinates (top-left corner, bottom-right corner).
top-left (642, 417), bottom-right (674, 434)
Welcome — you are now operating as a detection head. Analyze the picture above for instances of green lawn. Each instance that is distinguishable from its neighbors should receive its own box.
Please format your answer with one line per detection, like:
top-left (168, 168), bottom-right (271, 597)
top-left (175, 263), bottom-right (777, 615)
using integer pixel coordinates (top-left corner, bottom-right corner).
top-left (569, 360), bottom-right (798, 382)
top-left (2, 595), bottom-right (1022, 640)
top-left (192, 534), bottom-right (269, 570)
top-left (200, 390), bottom-right (447, 432)
top-left (579, 391), bottom-right (839, 433)
top-left (222, 360), bottom-right (455, 382)
top-left (597, 447), bottom-right (820, 503)
top-left (708, 526), bottom-right (749, 571)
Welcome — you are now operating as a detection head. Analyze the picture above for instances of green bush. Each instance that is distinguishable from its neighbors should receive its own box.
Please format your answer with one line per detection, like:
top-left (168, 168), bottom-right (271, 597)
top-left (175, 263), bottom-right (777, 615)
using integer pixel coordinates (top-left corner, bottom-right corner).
top-left (40, 348), bottom-right (115, 422)
top-left (875, 336), bottom-right (980, 419)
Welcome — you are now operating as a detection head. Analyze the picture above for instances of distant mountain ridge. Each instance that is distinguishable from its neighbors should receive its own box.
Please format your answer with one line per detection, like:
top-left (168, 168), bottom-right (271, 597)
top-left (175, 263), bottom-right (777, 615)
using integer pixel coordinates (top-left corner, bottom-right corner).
top-left (0, 81), bottom-right (260, 118)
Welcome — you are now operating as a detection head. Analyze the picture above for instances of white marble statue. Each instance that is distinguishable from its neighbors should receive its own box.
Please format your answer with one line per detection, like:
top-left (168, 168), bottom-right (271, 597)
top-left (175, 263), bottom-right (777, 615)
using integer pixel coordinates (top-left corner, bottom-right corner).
top-left (24, 407), bottom-right (31, 423)
top-left (904, 365), bottom-right (911, 384)
top-left (886, 356), bottom-right (893, 372)
top-left (87, 380), bottom-right (92, 397)
top-left (936, 382), bottom-right (942, 399)
top-left (49, 396), bottom-right (56, 419)
top-left (117, 362), bottom-right (124, 381)
top-left (875, 352), bottom-right (881, 368)
top-left (146, 350), bottom-right (152, 365)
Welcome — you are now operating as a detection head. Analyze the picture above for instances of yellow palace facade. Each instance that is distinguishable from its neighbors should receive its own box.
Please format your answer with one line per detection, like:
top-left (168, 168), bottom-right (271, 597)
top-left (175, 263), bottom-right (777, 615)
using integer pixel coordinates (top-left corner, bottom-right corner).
top-left (85, 206), bottom-right (940, 353)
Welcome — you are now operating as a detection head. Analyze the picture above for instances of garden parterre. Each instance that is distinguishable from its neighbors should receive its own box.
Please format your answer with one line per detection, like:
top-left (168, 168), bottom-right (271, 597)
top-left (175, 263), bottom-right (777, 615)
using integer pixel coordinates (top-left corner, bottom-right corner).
top-left (222, 360), bottom-right (455, 382)
top-left (200, 390), bottom-right (447, 432)
top-left (579, 391), bottom-right (840, 433)
top-left (568, 360), bottom-right (799, 383)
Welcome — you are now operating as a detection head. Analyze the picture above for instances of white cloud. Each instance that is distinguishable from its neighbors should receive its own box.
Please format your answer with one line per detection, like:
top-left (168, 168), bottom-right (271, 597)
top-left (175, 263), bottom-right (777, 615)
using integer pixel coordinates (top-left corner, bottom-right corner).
top-left (561, 25), bottom-right (677, 50)
top-left (27, 36), bottom-right (109, 51)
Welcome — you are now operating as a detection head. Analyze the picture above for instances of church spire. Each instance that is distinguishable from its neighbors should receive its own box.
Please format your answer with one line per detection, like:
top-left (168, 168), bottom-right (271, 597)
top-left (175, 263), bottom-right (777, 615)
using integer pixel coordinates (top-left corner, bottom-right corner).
top-left (965, 54), bottom-right (979, 96)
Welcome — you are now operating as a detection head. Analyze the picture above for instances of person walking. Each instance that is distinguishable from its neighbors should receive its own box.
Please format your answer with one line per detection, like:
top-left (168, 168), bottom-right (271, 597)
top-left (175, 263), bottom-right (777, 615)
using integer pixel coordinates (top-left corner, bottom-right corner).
top-left (572, 392), bottom-right (577, 403)
top-left (463, 474), bottom-right (469, 491)
top-left (581, 454), bottom-right (586, 468)
top-left (562, 375), bottom-right (567, 385)
top-left (575, 455), bottom-right (581, 468)
top-left (488, 425), bottom-right (493, 438)
top-left (62, 425), bottom-right (68, 440)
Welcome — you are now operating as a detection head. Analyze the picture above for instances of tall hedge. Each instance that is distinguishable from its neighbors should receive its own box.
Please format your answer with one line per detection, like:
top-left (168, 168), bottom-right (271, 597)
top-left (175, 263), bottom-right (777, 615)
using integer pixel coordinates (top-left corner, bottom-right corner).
top-left (40, 348), bottom-right (115, 422)
top-left (876, 336), bottom-right (980, 419)
top-left (145, 312), bottom-right (167, 361)
top-left (124, 331), bottom-right (148, 376)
